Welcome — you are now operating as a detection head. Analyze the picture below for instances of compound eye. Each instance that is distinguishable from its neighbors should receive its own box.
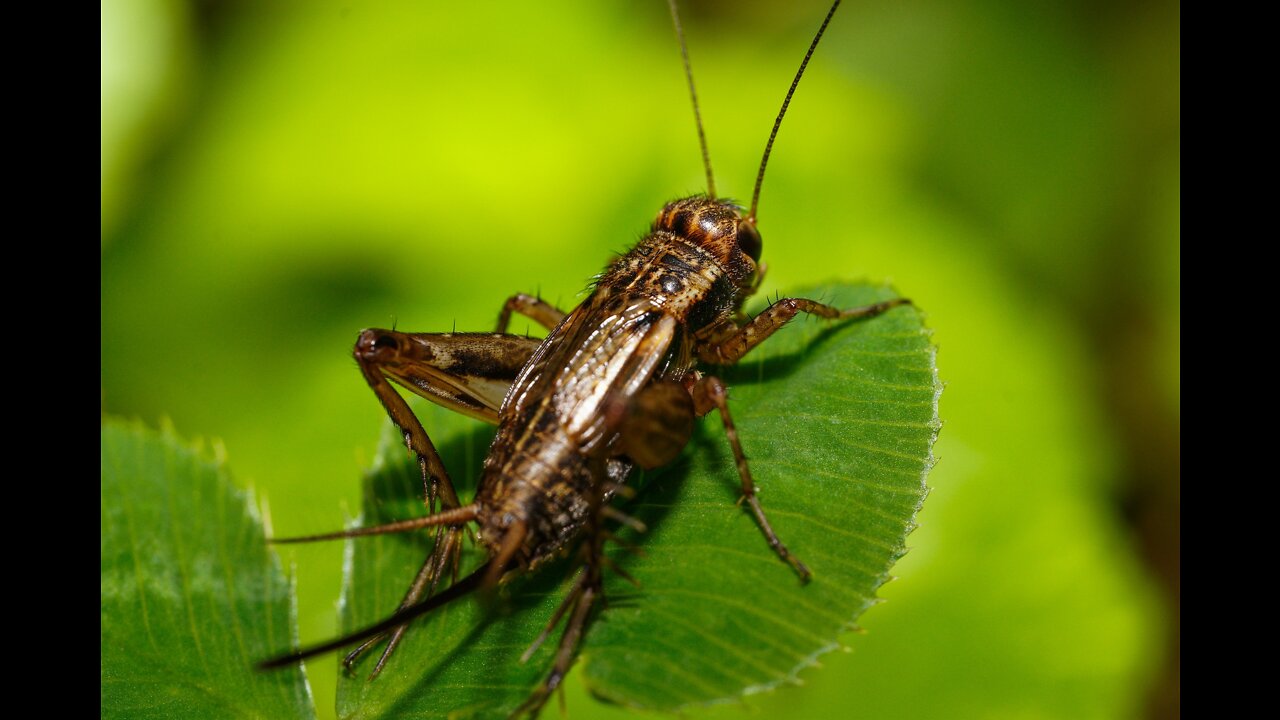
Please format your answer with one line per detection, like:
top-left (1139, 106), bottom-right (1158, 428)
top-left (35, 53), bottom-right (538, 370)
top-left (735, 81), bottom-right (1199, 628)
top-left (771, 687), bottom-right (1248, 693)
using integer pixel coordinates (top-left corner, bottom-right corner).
top-left (737, 221), bottom-right (763, 263)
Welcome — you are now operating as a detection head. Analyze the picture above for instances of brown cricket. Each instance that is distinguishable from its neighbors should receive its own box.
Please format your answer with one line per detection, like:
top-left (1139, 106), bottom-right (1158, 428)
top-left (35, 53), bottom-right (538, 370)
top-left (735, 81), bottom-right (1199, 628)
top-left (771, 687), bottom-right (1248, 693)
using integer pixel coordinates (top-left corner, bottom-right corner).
top-left (261, 0), bottom-right (909, 715)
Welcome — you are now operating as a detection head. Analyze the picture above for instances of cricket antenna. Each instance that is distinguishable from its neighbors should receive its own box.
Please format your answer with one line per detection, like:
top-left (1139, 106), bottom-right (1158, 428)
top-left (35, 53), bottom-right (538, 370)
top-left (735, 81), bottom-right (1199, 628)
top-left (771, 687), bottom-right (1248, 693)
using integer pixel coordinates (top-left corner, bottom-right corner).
top-left (668, 0), bottom-right (716, 199)
top-left (749, 0), bottom-right (842, 224)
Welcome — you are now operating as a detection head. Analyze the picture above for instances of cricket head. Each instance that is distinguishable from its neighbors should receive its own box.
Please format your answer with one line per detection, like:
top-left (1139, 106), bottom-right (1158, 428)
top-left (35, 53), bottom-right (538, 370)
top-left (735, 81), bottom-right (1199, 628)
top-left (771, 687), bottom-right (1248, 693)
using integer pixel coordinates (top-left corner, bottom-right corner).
top-left (654, 196), bottom-right (761, 288)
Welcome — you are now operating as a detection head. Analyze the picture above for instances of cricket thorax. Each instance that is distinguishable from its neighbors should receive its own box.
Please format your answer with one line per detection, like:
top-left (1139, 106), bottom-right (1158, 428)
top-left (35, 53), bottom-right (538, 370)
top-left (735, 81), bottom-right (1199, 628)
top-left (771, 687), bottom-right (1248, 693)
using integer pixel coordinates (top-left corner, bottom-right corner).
top-left (591, 197), bottom-right (760, 333)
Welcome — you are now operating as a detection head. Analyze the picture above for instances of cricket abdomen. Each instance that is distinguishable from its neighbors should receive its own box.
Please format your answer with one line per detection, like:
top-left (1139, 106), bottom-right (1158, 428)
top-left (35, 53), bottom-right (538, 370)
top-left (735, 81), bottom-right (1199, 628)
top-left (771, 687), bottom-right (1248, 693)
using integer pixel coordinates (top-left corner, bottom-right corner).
top-left (474, 403), bottom-right (595, 564)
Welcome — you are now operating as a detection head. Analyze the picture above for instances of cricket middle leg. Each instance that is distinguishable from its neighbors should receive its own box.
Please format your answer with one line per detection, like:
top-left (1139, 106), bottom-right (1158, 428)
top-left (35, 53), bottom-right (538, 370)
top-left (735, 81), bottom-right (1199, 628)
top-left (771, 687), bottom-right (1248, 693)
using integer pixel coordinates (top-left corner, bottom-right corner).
top-left (495, 293), bottom-right (567, 333)
top-left (691, 374), bottom-right (810, 581)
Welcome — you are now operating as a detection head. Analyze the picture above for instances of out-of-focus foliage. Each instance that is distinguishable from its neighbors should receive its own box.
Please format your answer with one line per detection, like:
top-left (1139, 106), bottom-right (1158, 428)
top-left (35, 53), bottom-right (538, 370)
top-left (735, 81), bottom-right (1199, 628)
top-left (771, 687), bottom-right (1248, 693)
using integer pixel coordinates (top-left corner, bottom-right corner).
top-left (101, 0), bottom-right (191, 237)
top-left (102, 0), bottom-right (1178, 718)
top-left (100, 420), bottom-right (314, 720)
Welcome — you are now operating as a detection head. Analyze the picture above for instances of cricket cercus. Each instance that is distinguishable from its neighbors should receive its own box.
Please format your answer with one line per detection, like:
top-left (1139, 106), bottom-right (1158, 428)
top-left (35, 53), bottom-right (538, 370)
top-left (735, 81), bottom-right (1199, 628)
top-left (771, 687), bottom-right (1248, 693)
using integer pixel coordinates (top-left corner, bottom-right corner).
top-left (263, 0), bottom-right (912, 715)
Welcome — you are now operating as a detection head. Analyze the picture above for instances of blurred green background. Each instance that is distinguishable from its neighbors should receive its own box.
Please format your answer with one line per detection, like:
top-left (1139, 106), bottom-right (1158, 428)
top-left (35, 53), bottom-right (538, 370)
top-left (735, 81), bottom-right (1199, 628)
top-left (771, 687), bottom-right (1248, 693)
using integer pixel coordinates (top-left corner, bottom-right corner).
top-left (101, 0), bottom-right (1178, 718)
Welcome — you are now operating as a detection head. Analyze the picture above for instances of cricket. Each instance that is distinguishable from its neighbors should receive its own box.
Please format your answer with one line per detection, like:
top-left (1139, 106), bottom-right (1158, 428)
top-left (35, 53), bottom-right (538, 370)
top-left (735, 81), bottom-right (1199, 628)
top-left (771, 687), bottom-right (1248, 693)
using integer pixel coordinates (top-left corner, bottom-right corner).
top-left (262, 0), bottom-right (911, 715)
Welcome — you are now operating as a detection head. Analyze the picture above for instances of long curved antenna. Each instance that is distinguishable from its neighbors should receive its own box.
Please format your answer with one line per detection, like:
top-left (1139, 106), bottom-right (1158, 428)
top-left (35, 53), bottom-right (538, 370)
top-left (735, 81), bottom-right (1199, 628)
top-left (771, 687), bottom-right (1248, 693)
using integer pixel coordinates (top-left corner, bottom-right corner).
top-left (668, 0), bottom-right (716, 198)
top-left (748, 0), bottom-right (842, 224)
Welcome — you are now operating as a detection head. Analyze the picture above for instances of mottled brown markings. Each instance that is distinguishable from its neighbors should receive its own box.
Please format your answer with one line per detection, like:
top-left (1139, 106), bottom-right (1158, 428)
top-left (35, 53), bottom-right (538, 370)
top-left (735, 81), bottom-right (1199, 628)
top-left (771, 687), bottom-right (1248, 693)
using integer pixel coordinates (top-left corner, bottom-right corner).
top-left (686, 273), bottom-right (736, 330)
top-left (448, 348), bottom-right (524, 381)
top-left (263, 1), bottom-right (911, 716)
top-left (659, 252), bottom-right (698, 275)
top-left (450, 393), bottom-right (484, 410)
top-left (611, 268), bottom-right (640, 289)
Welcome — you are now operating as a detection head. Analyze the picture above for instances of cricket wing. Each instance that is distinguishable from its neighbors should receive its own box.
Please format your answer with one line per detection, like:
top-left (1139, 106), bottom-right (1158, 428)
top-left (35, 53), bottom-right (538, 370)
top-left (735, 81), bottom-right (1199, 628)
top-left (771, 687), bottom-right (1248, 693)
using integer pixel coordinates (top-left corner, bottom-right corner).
top-left (505, 296), bottom-right (679, 450)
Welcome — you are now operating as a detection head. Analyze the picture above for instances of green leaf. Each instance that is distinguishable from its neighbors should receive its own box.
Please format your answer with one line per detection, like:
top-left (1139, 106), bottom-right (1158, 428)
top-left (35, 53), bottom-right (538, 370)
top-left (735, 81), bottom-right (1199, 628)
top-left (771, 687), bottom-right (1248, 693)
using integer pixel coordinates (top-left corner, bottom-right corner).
top-left (101, 418), bottom-right (316, 720)
top-left (336, 283), bottom-right (937, 719)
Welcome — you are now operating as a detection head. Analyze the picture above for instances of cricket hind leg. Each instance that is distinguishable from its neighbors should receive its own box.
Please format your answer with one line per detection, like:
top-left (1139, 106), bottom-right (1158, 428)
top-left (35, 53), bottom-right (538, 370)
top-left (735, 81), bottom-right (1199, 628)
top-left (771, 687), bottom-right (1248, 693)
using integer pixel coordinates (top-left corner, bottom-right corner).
top-left (359, 329), bottom-right (540, 427)
top-left (344, 526), bottom-right (465, 678)
top-left (511, 569), bottom-right (601, 719)
top-left (355, 330), bottom-right (468, 511)
top-left (333, 330), bottom-right (537, 674)
top-left (266, 506), bottom-right (478, 675)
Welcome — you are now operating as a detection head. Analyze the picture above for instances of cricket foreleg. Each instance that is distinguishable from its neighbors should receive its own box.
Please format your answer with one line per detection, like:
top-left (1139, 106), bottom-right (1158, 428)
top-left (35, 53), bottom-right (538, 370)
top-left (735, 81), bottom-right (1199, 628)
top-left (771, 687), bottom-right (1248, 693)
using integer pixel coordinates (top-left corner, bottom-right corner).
top-left (699, 296), bottom-right (910, 365)
top-left (692, 375), bottom-right (811, 581)
top-left (495, 293), bottom-right (566, 333)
